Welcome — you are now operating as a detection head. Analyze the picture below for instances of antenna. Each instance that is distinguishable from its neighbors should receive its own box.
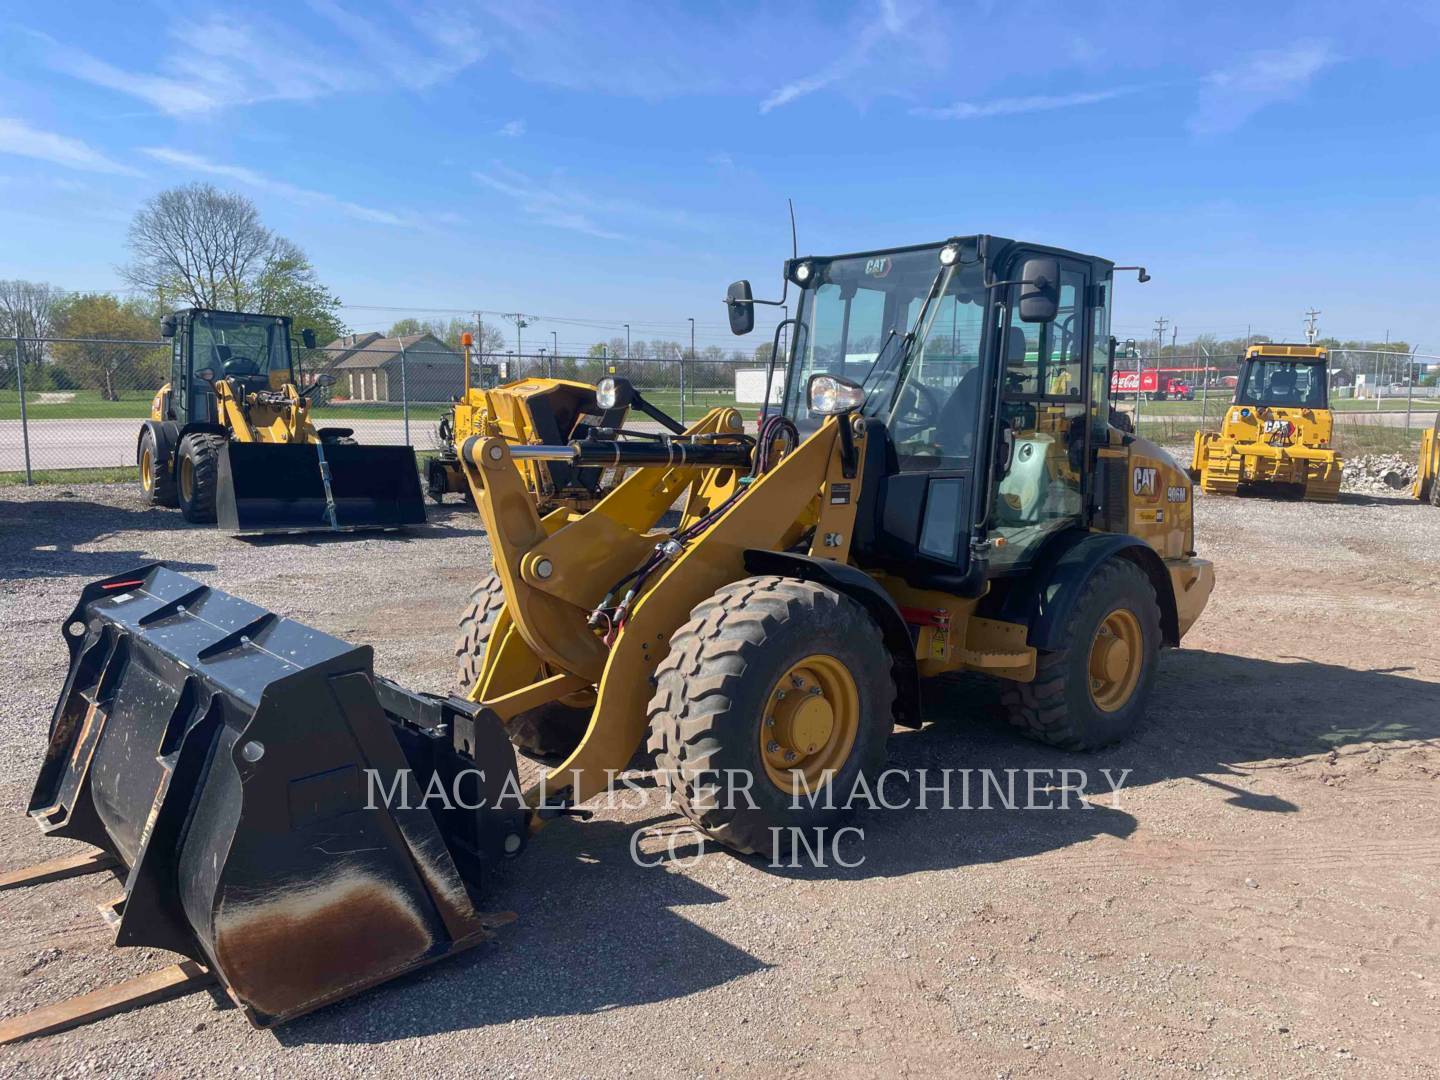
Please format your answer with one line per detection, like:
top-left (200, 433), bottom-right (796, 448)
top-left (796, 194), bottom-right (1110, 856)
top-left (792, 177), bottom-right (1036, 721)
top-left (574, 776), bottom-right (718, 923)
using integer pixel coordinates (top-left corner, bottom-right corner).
top-left (788, 198), bottom-right (798, 261)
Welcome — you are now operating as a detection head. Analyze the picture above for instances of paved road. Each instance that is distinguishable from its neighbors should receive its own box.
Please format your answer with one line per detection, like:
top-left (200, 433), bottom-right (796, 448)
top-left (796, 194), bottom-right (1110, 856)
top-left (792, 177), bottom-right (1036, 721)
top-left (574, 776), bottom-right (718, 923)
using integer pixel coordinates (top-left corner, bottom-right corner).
top-left (0, 417), bottom-right (425, 472)
top-left (2, 407), bottom-right (1429, 473)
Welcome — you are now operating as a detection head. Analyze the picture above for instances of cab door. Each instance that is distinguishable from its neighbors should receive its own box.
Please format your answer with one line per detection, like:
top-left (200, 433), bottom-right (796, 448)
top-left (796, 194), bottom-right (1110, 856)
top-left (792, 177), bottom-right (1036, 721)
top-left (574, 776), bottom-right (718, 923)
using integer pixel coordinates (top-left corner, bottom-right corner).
top-left (987, 255), bottom-right (1095, 572)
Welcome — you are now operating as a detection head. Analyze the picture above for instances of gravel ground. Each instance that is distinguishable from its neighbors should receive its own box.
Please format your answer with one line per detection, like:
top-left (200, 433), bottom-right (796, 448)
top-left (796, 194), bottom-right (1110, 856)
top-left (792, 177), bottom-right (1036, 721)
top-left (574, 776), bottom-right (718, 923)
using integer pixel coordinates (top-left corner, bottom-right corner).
top-left (0, 480), bottom-right (1437, 1077)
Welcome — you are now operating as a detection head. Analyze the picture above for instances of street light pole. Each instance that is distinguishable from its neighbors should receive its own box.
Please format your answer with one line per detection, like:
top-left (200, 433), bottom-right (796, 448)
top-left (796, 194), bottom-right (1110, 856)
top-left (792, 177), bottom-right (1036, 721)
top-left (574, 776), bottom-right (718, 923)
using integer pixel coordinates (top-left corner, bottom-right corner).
top-left (551, 330), bottom-right (558, 376)
top-left (624, 323), bottom-right (631, 359)
top-left (684, 316), bottom-right (694, 423)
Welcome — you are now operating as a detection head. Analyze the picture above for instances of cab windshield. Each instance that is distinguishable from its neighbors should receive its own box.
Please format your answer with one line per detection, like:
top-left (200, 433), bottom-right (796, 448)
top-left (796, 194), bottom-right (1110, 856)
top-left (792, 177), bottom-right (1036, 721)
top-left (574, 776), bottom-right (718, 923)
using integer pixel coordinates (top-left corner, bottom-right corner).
top-left (1236, 358), bottom-right (1327, 408)
top-left (192, 312), bottom-right (292, 379)
top-left (787, 245), bottom-right (987, 469)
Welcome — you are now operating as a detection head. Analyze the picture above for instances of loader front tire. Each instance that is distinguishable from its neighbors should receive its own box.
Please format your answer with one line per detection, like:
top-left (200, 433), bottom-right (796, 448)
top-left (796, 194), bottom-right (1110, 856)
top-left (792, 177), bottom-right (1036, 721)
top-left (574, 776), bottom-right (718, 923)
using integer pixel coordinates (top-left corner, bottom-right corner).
top-left (1001, 557), bottom-right (1160, 751)
top-left (138, 428), bottom-right (178, 507)
top-left (455, 573), bottom-right (590, 759)
top-left (176, 433), bottom-right (224, 524)
top-left (648, 575), bottom-right (897, 857)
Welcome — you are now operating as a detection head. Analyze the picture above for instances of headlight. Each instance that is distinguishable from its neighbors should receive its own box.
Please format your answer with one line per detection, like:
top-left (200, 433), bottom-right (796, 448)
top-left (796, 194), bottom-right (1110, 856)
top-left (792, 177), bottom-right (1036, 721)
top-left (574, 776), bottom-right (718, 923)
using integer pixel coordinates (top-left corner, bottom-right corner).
top-left (596, 376), bottom-right (634, 410)
top-left (794, 261), bottom-right (813, 284)
top-left (939, 244), bottom-right (959, 266)
top-left (807, 373), bottom-right (866, 416)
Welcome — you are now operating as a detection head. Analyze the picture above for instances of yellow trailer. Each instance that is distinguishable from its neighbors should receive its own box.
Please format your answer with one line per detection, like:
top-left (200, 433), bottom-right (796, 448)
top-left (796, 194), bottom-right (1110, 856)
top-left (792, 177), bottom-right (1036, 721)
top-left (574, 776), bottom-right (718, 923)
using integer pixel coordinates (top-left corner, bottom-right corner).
top-left (1414, 410), bottom-right (1440, 505)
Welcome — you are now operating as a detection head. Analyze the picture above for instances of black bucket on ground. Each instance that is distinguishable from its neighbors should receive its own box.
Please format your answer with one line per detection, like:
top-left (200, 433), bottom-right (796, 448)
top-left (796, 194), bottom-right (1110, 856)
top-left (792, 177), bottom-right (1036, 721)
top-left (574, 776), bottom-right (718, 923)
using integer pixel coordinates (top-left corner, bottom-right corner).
top-left (216, 441), bottom-right (427, 536)
top-left (28, 565), bottom-right (526, 1027)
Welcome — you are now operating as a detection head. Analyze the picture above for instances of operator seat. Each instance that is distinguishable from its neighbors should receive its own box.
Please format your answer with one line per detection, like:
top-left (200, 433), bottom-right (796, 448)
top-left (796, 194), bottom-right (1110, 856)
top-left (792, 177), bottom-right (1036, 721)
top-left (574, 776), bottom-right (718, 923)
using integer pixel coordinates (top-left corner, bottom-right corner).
top-left (1268, 368), bottom-right (1297, 403)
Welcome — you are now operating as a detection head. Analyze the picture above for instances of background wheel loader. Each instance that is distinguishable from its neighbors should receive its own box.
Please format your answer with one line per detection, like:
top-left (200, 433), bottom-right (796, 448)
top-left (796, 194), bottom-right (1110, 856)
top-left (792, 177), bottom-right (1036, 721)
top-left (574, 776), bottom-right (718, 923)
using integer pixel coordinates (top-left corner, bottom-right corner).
top-left (139, 307), bottom-right (426, 535)
top-left (1412, 411), bottom-right (1440, 506)
top-left (12, 235), bottom-right (1212, 1038)
top-left (1190, 343), bottom-right (1342, 500)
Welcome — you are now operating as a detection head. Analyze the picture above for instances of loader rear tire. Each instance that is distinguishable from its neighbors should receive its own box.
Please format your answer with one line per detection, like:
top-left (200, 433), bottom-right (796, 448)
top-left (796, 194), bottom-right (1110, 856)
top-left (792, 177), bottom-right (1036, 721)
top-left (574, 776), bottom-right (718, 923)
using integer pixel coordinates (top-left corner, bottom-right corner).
top-left (176, 433), bottom-right (224, 524)
top-left (647, 575), bottom-right (896, 857)
top-left (455, 573), bottom-right (590, 759)
top-left (1001, 557), bottom-right (1160, 751)
top-left (138, 428), bottom-right (178, 508)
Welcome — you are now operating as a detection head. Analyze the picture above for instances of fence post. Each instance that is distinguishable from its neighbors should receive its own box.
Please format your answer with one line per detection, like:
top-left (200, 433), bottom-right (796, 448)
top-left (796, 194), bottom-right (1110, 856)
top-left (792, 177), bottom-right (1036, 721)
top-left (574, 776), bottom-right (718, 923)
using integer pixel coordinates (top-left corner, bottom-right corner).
top-left (14, 336), bottom-right (33, 485)
top-left (396, 339), bottom-right (410, 446)
top-left (1405, 346), bottom-right (1417, 435)
top-left (679, 354), bottom-right (687, 424)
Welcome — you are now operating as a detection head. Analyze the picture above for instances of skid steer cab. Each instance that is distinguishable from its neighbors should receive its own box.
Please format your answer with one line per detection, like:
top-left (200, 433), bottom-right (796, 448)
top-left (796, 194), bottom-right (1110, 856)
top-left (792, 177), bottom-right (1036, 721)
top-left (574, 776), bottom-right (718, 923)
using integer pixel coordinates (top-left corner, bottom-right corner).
top-left (1191, 343), bottom-right (1342, 501)
top-left (138, 308), bottom-right (426, 535)
top-left (424, 334), bottom-right (634, 512)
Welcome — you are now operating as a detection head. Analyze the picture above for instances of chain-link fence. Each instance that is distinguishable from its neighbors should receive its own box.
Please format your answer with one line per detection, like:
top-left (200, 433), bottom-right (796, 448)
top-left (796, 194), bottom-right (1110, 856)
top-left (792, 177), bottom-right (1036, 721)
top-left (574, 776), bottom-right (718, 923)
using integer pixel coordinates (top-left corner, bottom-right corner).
top-left (1109, 349), bottom-right (1440, 454)
top-left (1, 337), bottom-right (764, 484)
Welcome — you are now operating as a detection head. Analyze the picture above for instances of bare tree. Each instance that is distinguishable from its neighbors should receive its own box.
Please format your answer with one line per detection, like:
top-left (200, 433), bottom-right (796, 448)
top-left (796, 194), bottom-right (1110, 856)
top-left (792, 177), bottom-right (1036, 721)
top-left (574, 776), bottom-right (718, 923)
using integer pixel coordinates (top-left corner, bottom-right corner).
top-left (122, 183), bottom-right (279, 309)
top-left (0, 278), bottom-right (67, 368)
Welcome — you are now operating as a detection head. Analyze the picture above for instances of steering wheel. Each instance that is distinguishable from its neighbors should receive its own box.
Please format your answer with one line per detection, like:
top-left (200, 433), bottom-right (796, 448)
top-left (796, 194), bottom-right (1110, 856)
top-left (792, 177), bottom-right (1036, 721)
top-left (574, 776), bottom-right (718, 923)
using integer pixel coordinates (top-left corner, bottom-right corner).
top-left (220, 353), bottom-right (261, 376)
top-left (892, 382), bottom-right (942, 436)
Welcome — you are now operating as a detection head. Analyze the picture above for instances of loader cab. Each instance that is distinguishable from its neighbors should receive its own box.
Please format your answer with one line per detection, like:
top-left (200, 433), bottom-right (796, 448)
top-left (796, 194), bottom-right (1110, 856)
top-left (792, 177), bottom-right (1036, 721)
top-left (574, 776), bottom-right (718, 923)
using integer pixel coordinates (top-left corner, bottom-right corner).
top-left (774, 236), bottom-right (1115, 590)
top-left (1234, 347), bottom-right (1329, 410)
top-left (164, 308), bottom-right (296, 425)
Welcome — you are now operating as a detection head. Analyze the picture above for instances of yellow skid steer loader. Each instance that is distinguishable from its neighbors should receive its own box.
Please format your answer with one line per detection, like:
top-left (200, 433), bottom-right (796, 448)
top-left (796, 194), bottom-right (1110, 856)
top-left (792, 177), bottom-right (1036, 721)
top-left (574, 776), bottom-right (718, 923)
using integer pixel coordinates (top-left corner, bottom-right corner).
top-left (138, 308), bottom-right (426, 535)
top-left (12, 235), bottom-right (1212, 1037)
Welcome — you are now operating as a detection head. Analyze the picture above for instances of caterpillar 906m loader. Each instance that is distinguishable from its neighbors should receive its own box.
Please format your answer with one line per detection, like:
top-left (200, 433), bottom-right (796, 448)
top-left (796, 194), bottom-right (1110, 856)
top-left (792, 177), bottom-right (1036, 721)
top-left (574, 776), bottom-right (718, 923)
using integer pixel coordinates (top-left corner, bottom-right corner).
top-left (11, 235), bottom-right (1212, 1038)
top-left (423, 334), bottom-right (638, 512)
top-left (1190, 343), bottom-right (1343, 501)
top-left (138, 308), bottom-right (426, 535)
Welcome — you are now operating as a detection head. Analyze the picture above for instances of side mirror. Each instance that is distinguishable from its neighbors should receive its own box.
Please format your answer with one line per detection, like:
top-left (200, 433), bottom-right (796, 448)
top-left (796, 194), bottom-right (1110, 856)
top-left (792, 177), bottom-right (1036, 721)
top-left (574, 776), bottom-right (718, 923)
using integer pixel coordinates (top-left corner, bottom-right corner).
top-left (726, 280), bottom-right (755, 336)
top-left (1018, 257), bottom-right (1060, 323)
top-left (315, 373), bottom-right (336, 387)
top-left (160, 314), bottom-right (177, 338)
top-left (196, 367), bottom-right (216, 383)
top-left (301, 328), bottom-right (317, 349)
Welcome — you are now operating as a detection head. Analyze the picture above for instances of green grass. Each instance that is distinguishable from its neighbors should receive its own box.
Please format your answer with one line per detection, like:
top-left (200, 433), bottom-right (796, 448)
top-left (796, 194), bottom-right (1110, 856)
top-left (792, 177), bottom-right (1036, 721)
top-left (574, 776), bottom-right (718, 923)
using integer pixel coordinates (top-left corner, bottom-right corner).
top-left (0, 465), bottom-right (135, 486)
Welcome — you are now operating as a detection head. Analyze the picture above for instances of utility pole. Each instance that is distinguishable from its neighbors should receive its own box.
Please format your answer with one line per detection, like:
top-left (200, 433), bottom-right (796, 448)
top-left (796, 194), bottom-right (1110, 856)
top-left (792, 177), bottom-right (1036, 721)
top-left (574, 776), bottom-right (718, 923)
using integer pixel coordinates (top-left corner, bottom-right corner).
top-left (1304, 308), bottom-right (1321, 344)
top-left (503, 313), bottom-right (530, 371)
top-left (550, 330), bottom-right (558, 377)
top-left (624, 323), bottom-right (631, 359)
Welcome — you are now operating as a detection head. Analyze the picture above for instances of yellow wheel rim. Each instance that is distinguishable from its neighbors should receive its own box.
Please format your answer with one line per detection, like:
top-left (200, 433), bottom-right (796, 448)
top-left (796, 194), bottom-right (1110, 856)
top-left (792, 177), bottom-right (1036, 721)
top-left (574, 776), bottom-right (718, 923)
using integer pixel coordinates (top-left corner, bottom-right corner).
top-left (140, 446), bottom-right (154, 492)
top-left (179, 456), bottom-right (194, 503)
top-left (759, 654), bottom-right (860, 793)
top-left (1088, 608), bottom-right (1143, 712)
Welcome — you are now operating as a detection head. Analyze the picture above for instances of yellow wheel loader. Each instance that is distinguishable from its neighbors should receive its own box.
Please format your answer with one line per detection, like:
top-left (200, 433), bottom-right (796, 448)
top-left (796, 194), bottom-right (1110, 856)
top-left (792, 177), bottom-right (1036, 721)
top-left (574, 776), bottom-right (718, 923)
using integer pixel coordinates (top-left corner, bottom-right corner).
top-left (1190, 343), bottom-right (1342, 500)
top-left (12, 236), bottom-right (1212, 1037)
top-left (139, 308), bottom-right (426, 535)
top-left (1413, 411), bottom-right (1440, 505)
top-left (424, 335), bottom-right (636, 512)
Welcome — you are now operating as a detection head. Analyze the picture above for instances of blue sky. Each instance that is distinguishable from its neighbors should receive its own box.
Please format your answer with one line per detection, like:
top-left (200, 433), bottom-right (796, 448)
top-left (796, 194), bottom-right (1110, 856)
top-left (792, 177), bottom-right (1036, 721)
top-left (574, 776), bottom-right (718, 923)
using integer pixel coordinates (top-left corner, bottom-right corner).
top-left (2, 0), bottom-right (1439, 352)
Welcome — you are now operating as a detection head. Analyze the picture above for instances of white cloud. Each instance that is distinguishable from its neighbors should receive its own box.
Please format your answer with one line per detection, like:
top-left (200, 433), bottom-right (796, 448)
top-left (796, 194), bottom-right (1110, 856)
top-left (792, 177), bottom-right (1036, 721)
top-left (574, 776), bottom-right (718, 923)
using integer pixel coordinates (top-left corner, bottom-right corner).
top-left (915, 86), bottom-right (1139, 121)
top-left (1190, 41), bottom-right (1336, 135)
top-left (473, 167), bottom-right (626, 240)
top-left (497, 119), bottom-right (526, 137)
top-left (0, 117), bottom-right (140, 175)
top-left (140, 148), bottom-right (417, 227)
top-left (30, 6), bottom-right (480, 117)
top-left (760, 0), bottom-right (918, 113)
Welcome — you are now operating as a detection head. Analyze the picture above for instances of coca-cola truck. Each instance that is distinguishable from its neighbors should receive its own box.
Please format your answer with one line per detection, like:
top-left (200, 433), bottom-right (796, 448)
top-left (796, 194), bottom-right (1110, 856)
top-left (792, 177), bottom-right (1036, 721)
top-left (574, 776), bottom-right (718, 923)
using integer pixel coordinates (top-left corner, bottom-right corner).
top-left (1111, 369), bottom-right (1194, 401)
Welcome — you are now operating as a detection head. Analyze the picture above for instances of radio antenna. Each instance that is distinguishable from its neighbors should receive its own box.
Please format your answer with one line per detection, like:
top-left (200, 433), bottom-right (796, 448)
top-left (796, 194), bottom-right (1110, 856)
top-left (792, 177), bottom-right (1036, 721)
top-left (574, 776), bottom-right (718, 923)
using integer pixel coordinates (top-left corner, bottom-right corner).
top-left (788, 198), bottom-right (798, 260)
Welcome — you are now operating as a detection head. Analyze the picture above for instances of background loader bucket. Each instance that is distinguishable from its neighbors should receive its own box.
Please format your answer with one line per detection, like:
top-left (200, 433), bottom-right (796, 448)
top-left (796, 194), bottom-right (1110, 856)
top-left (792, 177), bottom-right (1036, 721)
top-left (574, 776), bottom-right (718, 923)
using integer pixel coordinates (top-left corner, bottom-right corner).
top-left (27, 565), bottom-right (524, 1027)
top-left (216, 441), bottom-right (427, 536)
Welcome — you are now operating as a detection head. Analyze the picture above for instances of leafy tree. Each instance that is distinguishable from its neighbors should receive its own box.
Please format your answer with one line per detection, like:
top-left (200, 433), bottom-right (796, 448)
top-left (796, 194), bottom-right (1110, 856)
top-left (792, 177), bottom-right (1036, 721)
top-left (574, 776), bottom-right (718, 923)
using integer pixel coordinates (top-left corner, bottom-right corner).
top-left (52, 294), bottom-right (166, 400)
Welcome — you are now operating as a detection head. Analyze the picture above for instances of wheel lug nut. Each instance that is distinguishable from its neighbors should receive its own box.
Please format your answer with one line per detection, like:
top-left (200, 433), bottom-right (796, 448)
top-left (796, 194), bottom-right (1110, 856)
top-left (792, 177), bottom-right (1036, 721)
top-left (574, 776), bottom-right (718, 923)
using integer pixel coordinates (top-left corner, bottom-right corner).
top-left (783, 750), bottom-right (797, 762)
top-left (766, 740), bottom-right (781, 753)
